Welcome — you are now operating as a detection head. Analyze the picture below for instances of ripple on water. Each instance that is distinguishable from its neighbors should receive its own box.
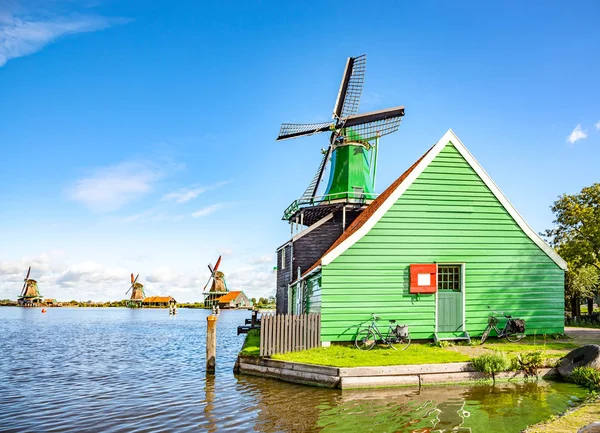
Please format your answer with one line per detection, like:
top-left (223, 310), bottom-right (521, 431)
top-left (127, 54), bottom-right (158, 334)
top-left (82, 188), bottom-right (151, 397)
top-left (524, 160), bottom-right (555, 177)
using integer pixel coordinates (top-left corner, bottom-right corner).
top-left (0, 307), bottom-right (590, 433)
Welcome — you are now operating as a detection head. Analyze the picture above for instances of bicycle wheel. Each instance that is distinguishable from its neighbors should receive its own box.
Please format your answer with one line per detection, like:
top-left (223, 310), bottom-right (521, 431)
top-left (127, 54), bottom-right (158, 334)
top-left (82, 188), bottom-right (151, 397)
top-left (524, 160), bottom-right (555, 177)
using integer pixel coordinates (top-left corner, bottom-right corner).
top-left (355, 329), bottom-right (376, 350)
top-left (506, 331), bottom-right (525, 342)
top-left (389, 333), bottom-right (411, 351)
top-left (480, 326), bottom-right (492, 345)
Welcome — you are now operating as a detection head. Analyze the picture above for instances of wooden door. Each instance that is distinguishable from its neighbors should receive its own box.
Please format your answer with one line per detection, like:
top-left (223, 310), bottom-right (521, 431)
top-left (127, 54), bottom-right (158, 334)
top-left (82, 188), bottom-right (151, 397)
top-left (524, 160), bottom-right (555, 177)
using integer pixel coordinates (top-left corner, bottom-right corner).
top-left (437, 265), bottom-right (464, 333)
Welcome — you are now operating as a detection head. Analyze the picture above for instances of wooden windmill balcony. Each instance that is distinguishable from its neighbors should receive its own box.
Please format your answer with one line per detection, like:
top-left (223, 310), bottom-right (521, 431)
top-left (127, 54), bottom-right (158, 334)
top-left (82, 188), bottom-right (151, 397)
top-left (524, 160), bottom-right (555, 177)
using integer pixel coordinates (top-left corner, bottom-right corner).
top-left (283, 191), bottom-right (377, 227)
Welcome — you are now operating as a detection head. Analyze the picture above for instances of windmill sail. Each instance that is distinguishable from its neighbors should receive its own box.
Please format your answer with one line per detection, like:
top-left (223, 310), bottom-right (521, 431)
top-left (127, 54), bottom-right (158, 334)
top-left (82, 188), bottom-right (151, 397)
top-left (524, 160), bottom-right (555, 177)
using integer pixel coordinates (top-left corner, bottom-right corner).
top-left (299, 147), bottom-right (332, 202)
top-left (333, 54), bottom-right (366, 119)
top-left (277, 121), bottom-right (332, 141)
top-left (342, 107), bottom-right (405, 143)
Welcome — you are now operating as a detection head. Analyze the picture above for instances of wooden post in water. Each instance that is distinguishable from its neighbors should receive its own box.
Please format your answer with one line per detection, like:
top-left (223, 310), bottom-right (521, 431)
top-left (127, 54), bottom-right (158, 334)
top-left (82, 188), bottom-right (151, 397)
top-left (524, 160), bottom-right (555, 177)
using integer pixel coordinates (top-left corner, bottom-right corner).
top-left (206, 315), bottom-right (217, 373)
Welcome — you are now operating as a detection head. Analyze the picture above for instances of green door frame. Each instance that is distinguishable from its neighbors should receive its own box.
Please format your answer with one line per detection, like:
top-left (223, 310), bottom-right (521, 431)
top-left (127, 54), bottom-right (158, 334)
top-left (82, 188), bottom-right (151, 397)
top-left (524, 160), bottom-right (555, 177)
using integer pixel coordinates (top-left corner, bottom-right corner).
top-left (435, 263), bottom-right (466, 334)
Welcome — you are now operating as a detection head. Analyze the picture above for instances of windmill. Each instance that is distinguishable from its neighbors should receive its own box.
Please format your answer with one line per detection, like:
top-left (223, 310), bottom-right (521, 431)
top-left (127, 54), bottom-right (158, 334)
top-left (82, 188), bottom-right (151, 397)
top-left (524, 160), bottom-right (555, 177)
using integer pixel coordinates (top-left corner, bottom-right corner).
top-left (125, 273), bottom-right (145, 308)
top-left (17, 266), bottom-right (43, 307)
top-left (277, 54), bottom-right (405, 227)
top-left (274, 55), bottom-right (405, 314)
top-left (202, 255), bottom-right (229, 308)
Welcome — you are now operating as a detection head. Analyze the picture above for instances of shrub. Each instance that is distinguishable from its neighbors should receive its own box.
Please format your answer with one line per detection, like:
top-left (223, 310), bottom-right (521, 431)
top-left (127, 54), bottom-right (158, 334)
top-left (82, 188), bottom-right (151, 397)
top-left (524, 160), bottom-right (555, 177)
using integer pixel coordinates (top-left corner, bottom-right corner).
top-left (472, 353), bottom-right (509, 382)
top-left (514, 351), bottom-right (545, 377)
top-left (570, 367), bottom-right (600, 390)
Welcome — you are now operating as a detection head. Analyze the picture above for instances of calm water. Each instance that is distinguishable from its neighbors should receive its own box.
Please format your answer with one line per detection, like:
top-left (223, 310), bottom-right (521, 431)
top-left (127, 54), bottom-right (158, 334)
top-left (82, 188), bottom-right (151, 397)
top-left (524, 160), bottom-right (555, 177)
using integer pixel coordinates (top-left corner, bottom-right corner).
top-left (0, 307), bottom-right (588, 432)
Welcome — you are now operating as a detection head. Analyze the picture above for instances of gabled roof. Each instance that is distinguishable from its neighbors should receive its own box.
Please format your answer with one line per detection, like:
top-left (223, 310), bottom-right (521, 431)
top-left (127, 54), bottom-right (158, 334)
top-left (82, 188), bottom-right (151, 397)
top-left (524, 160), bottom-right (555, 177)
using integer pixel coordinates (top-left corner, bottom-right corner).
top-left (302, 129), bottom-right (567, 275)
top-left (216, 291), bottom-right (245, 303)
top-left (143, 296), bottom-right (175, 303)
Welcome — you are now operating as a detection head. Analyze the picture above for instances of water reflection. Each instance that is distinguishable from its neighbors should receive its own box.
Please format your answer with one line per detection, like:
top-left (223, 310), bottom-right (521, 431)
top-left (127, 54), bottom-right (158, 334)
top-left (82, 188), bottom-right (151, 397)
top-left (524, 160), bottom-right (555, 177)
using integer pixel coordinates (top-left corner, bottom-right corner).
top-left (236, 375), bottom-right (587, 433)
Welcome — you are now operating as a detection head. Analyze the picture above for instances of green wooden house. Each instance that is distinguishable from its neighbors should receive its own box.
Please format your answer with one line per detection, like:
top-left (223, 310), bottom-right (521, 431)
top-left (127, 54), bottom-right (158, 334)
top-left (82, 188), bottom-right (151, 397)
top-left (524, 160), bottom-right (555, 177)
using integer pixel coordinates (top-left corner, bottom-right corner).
top-left (279, 129), bottom-right (567, 344)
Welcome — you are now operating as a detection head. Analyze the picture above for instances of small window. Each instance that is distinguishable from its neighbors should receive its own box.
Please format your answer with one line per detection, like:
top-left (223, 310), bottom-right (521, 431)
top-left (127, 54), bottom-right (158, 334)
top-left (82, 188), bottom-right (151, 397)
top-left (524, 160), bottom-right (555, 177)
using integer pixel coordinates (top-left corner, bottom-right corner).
top-left (281, 248), bottom-right (286, 270)
top-left (353, 187), bottom-right (365, 200)
top-left (438, 265), bottom-right (461, 291)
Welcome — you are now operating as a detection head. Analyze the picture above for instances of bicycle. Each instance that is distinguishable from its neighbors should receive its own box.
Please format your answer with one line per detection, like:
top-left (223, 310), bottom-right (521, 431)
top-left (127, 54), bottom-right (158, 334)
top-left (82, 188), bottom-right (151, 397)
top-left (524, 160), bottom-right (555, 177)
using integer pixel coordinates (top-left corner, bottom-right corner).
top-left (480, 306), bottom-right (526, 344)
top-left (355, 313), bottom-right (411, 350)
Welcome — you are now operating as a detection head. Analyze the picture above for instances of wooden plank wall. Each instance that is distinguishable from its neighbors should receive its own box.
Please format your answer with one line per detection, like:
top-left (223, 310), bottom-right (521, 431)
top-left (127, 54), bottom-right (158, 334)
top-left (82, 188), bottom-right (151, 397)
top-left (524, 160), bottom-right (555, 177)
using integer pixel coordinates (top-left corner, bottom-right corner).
top-left (260, 313), bottom-right (321, 357)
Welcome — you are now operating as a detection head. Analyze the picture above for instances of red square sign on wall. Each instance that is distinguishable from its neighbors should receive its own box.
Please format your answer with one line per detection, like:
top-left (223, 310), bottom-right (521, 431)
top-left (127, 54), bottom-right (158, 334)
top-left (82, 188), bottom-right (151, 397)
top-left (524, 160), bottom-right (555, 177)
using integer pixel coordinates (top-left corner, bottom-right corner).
top-left (410, 264), bottom-right (437, 294)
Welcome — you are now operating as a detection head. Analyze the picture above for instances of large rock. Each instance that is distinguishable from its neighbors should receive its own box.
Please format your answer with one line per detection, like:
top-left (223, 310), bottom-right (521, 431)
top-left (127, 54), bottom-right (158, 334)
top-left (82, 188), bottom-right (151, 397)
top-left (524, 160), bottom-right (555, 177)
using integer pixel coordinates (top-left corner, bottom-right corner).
top-left (558, 344), bottom-right (600, 377)
top-left (578, 422), bottom-right (600, 433)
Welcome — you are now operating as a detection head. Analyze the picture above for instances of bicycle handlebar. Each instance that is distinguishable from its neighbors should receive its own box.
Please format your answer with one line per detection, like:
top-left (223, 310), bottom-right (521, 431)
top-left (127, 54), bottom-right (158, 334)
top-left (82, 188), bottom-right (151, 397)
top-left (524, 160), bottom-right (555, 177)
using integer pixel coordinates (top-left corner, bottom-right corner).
top-left (486, 305), bottom-right (511, 318)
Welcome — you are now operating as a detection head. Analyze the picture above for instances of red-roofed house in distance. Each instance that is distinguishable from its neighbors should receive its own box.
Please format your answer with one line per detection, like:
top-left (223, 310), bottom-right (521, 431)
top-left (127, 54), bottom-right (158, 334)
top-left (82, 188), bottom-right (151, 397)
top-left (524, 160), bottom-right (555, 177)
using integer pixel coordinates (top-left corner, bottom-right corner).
top-left (216, 291), bottom-right (252, 309)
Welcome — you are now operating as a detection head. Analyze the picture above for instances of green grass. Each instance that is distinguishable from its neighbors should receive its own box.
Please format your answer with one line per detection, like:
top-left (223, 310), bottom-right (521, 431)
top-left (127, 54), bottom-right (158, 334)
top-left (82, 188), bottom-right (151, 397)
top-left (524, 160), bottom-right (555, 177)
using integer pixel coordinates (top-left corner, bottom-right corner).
top-left (271, 344), bottom-right (470, 367)
top-left (483, 341), bottom-right (578, 353)
top-left (240, 329), bottom-right (260, 357)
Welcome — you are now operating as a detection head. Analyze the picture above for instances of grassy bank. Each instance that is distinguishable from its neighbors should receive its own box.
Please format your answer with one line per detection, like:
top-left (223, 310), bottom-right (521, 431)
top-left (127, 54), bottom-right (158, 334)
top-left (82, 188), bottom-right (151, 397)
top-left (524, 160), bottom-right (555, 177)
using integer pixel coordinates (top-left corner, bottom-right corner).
top-left (525, 397), bottom-right (600, 433)
top-left (240, 332), bottom-right (582, 368)
top-left (271, 344), bottom-right (470, 367)
top-left (240, 329), bottom-right (260, 357)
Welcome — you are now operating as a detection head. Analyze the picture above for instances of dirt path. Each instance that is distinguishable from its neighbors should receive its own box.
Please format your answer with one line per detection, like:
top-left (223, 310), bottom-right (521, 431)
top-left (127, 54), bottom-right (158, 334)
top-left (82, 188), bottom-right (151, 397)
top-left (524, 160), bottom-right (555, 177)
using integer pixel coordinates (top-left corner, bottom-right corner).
top-left (565, 327), bottom-right (600, 345)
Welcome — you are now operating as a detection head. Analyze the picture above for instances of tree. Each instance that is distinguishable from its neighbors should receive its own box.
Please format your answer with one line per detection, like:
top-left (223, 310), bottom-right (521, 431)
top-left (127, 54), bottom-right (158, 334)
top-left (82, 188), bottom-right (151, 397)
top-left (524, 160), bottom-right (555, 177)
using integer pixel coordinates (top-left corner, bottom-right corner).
top-left (566, 264), bottom-right (599, 317)
top-left (545, 183), bottom-right (600, 271)
top-left (251, 297), bottom-right (257, 305)
top-left (545, 183), bottom-right (600, 316)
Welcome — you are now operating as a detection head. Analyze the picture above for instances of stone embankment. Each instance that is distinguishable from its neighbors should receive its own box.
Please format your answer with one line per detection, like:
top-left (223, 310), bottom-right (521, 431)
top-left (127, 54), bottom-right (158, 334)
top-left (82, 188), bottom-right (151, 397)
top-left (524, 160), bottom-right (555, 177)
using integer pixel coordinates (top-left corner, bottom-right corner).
top-left (236, 356), bottom-right (556, 389)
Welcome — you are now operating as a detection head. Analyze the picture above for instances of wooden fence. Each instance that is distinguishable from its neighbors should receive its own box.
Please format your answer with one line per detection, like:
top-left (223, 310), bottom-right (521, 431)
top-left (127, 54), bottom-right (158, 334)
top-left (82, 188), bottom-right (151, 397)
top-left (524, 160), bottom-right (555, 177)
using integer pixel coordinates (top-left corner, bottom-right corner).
top-left (259, 313), bottom-right (321, 357)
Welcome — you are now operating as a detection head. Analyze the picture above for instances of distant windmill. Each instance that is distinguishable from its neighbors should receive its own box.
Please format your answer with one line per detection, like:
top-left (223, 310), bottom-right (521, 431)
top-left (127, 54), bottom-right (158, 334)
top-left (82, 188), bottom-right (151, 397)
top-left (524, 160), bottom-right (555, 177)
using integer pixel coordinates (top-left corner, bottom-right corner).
top-left (277, 54), bottom-right (405, 227)
top-left (125, 273), bottom-right (145, 308)
top-left (18, 266), bottom-right (43, 307)
top-left (202, 255), bottom-right (229, 308)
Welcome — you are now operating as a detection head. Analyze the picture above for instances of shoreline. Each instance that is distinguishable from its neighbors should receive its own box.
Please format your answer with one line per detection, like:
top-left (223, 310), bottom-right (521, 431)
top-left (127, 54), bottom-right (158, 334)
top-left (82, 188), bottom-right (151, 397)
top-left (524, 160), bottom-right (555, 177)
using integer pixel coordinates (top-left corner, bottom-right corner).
top-left (235, 355), bottom-right (560, 389)
top-left (524, 396), bottom-right (600, 433)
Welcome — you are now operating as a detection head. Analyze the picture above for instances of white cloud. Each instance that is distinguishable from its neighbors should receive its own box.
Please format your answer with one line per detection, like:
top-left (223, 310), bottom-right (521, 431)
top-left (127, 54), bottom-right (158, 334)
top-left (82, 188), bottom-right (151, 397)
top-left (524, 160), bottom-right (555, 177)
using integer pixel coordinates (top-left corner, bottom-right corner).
top-left (56, 261), bottom-right (127, 287)
top-left (68, 161), bottom-right (163, 212)
top-left (162, 181), bottom-right (229, 204)
top-left (567, 124), bottom-right (587, 145)
top-left (595, 121), bottom-right (600, 131)
top-left (249, 254), bottom-right (274, 265)
top-left (191, 203), bottom-right (224, 218)
top-left (0, 12), bottom-right (126, 67)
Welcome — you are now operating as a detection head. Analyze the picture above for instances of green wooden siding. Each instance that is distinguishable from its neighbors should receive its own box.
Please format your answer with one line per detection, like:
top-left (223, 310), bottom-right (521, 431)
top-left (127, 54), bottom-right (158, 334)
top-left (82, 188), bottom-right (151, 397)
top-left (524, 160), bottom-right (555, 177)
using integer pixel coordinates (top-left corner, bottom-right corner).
top-left (290, 275), bottom-right (322, 314)
top-left (320, 143), bottom-right (564, 342)
top-left (306, 276), bottom-right (322, 313)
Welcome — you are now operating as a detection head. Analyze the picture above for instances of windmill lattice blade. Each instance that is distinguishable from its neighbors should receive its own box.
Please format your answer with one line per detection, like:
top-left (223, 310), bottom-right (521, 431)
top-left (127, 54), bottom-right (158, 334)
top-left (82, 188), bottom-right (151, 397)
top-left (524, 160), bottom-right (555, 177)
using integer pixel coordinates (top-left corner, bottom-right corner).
top-left (300, 146), bottom-right (332, 202)
top-left (208, 264), bottom-right (214, 274)
top-left (25, 266), bottom-right (31, 280)
top-left (342, 106), bottom-right (405, 142)
top-left (214, 256), bottom-right (222, 272)
top-left (333, 54), bottom-right (366, 119)
top-left (133, 274), bottom-right (139, 285)
top-left (21, 281), bottom-right (27, 297)
top-left (276, 121), bottom-right (332, 141)
top-left (202, 275), bottom-right (213, 292)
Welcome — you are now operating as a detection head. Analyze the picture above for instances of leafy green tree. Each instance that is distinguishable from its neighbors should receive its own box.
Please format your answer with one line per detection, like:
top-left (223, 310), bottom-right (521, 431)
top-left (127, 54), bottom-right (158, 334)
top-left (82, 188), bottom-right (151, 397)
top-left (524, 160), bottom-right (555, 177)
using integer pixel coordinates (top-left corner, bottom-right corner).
top-left (545, 183), bottom-right (600, 271)
top-left (251, 297), bottom-right (257, 305)
top-left (566, 264), bottom-right (599, 316)
top-left (545, 183), bottom-right (600, 315)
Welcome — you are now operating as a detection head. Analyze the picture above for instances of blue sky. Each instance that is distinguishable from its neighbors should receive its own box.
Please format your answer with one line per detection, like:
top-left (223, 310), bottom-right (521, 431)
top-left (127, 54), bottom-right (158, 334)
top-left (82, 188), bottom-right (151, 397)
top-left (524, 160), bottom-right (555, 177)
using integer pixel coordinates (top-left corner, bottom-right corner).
top-left (1, 0), bottom-right (599, 302)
